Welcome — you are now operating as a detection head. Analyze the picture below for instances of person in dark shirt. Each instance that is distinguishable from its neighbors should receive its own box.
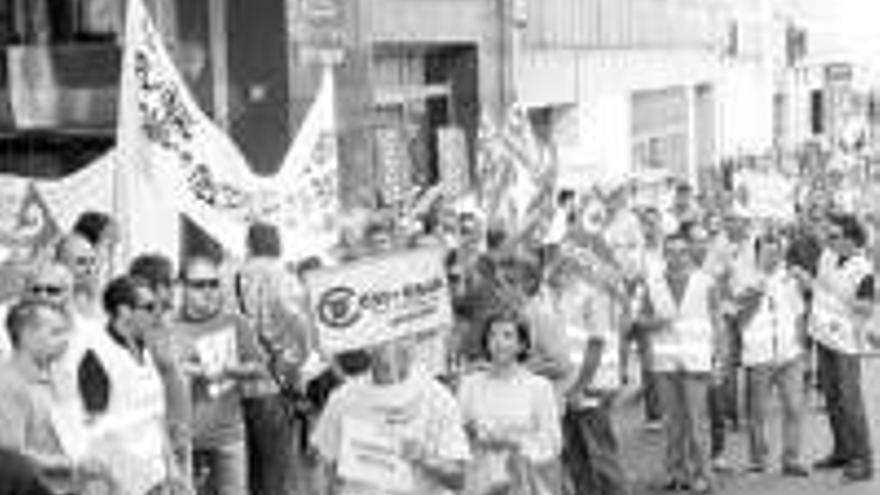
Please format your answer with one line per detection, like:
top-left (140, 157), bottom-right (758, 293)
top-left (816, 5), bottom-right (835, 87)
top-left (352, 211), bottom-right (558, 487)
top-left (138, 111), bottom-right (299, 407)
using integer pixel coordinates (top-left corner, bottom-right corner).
top-left (0, 447), bottom-right (54, 495)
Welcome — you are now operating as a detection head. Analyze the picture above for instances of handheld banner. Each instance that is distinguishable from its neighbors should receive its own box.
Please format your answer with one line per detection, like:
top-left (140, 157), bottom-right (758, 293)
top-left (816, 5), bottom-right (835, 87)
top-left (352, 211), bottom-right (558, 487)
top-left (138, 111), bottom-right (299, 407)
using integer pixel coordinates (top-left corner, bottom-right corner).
top-left (304, 248), bottom-right (452, 354)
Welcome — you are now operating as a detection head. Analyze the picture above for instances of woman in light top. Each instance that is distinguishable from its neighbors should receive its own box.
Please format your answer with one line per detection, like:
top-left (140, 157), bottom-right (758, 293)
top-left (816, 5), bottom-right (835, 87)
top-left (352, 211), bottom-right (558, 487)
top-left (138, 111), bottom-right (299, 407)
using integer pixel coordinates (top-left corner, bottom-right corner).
top-left (458, 313), bottom-right (562, 495)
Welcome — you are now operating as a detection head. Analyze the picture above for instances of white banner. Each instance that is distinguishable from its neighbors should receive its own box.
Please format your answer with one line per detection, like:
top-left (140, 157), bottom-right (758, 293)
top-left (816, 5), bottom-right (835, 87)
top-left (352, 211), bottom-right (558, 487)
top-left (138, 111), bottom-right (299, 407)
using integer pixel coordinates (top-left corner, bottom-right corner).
top-left (274, 69), bottom-right (340, 260)
top-left (304, 248), bottom-right (452, 354)
top-left (35, 151), bottom-right (116, 232)
top-left (733, 170), bottom-right (796, 221)
top-left (118, 0), bottom-right (340, 263)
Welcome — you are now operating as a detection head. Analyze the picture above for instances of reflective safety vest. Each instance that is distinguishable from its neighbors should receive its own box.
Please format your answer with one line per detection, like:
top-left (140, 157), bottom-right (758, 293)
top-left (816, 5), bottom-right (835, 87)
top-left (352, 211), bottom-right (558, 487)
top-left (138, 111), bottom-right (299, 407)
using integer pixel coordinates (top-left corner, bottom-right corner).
top-left (555, 278), bottom-right (622, 401)
top-left (811, 250), bottom-right (872, 353)
top-left (645, 269), bottom-right (714, 373)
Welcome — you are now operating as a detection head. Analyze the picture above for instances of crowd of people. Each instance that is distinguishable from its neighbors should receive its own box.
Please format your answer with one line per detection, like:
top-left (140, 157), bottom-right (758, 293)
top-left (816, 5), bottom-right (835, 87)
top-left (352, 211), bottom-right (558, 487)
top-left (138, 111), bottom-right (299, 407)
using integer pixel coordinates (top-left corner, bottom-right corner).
top-left (0, 175), bottom-right (878, 495)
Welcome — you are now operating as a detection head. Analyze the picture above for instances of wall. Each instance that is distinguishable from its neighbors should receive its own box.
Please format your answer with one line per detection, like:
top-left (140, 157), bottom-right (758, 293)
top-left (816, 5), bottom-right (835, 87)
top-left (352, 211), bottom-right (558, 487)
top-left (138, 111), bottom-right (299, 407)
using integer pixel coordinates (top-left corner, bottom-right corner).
top-left (527, 49), bottom-right (722, 189)
top-left (516, 0), bottom-right (777, 189)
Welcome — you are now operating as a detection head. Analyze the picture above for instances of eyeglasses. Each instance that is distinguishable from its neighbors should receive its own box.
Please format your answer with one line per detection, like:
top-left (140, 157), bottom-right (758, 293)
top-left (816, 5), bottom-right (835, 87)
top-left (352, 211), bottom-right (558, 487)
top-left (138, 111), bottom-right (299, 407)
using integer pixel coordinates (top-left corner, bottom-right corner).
top-left (74, 256), bottom-right (97, 267)
top-left (185, 278), bottom-right (221, 290)
top-left (29, 285), bottom-right (65, 296)
top-left (134, 301), bottom-right (162, 313)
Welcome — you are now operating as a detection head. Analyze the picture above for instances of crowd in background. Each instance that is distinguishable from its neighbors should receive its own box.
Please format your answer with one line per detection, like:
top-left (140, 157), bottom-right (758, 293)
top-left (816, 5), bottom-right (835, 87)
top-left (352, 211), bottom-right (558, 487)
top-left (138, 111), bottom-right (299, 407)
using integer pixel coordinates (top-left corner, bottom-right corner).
top-left (0, 173), bottom-right (878, 495)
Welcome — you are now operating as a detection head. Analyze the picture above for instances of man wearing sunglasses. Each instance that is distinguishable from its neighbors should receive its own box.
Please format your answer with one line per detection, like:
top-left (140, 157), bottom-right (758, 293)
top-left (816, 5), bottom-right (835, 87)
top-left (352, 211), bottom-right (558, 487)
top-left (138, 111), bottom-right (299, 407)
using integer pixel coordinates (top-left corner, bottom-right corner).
top-left (82, 275), bottom-right (181, 495)
top-left (129, 254), bottom-right (192, 480)
top-left (0, 263), bottom-right (74, 362)
top-left (177, 255), bottom-right (267, 495)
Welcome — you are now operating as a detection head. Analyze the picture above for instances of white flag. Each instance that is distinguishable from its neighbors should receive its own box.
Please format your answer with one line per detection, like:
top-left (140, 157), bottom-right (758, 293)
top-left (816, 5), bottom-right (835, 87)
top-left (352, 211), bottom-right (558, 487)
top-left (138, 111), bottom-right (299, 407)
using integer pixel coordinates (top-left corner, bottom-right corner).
top-left (118, 0), bottom-right (341, 264)
top-left (117, 0), bottom-right (253, 263)
top-left (275, 68), bottom-right (340, 260)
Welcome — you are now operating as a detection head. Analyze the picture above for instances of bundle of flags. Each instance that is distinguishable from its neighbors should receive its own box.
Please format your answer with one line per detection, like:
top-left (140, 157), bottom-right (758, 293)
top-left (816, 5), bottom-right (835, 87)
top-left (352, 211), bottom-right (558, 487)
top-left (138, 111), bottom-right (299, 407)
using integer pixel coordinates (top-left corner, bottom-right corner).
top-left (476, 106), bottom-right (558, 246)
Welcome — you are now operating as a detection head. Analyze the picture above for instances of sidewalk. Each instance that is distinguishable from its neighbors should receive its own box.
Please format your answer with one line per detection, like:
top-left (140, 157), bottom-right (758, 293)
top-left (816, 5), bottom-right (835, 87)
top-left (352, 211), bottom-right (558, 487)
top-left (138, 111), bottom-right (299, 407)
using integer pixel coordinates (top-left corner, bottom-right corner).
top-left (610, 359), bottom-right (880, 495)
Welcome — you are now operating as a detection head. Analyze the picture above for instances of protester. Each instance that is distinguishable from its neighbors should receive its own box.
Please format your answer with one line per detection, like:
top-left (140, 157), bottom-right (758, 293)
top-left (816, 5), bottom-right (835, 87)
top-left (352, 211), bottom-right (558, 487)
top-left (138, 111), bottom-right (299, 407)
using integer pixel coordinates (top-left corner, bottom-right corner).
top-left (55, 234), bottom-right (105, 323)
top-left (640, 231), bottom-right (721, 493)
top-left (740, 232), bottom-right (809, 476)
top-left (72, 211), bottom-right (119, 281)
top-left (176, 255), bottom-right (267, 495)
top-left (233, 222), bottom-right (309, 495)
top-left (129, 253), bottom-right (193, 479)
top-left (0, 447), bottom-right (56, 495)
top-left (551, 254), bottom-right (628, 495)
top-left (520, 258), bottom-right (572, 387)
top-left (0, 300), bottom-right (108, 494)
top-left (631, 206), bottom-right (666, 429)
top-left (83, 275), bottom-right (180, 494)
top-left (458, 313), bottom-right (562, 495)
top-left (802, 214), bottom-right (875, 482)
top-left (663, 182), bottom-right (702, 235)
top-left (311, 337), bottom-right (471, 495)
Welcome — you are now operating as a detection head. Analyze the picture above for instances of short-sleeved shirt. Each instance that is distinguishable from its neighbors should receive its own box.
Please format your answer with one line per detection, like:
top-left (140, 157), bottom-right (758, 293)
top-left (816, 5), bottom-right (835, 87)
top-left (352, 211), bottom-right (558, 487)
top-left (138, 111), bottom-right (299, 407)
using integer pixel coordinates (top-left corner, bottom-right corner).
top-left (176, 314), bottom-right (260, 449)
top-left (311, 373), bottom-right (471, 495)
top-left (0, 360), bottom-right (71, 494)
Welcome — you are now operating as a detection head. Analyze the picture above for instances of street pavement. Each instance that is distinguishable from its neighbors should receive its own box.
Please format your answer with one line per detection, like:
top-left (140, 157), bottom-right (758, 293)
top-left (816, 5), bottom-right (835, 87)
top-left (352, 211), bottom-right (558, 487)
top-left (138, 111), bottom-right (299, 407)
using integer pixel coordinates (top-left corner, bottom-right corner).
top-left (612, 359), bottom-right (880, 495)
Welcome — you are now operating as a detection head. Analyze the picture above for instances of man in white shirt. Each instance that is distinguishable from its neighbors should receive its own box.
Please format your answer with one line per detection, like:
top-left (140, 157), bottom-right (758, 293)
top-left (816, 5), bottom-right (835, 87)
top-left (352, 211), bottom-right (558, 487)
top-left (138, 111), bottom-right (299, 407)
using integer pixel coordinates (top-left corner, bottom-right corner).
top-left (311, 337), bottom-right (470, 495)
top-left (741, 233), bottom-right (809, 476)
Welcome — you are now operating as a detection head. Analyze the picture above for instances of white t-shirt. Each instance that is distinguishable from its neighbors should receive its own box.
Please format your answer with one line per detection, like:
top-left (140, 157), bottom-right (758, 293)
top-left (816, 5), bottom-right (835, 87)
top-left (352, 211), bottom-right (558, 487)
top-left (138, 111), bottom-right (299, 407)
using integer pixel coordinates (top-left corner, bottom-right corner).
top-left (311, 373), bottom-right (470, 495)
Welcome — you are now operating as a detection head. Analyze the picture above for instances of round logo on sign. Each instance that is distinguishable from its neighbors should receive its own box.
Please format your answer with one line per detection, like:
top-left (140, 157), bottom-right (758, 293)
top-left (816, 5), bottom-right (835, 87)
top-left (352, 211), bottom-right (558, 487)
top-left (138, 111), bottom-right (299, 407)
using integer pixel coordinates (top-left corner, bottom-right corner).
top-left (317, 286), bottom-right (361, 329)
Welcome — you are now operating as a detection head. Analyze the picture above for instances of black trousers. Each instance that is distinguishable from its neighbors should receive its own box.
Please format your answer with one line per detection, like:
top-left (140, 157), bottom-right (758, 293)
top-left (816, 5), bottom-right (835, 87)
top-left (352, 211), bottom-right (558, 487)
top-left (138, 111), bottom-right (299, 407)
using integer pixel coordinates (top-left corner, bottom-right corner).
top-left (562, 405), bottom-right (628, 495)
top-left (816, 344), bottom-right (872, 464)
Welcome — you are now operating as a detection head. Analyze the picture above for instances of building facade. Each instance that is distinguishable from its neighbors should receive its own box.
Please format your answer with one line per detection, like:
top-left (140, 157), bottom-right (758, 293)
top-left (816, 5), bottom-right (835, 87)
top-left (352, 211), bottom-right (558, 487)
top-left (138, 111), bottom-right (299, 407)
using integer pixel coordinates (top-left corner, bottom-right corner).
top-left (514, 0), bottom-right (776, 189)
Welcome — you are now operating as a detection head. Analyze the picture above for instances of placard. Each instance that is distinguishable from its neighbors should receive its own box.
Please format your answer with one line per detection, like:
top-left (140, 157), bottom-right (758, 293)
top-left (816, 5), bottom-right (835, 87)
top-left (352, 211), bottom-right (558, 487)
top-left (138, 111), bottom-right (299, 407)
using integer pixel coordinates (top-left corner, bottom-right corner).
top-left (376, 127), bottom-right (413, 207)
top-left (733, 170), bottom-right (796, 220)
top-left (437, 126), bottom-right (470, 199)
top-left (338, 416), bottom-right (415, 492)
top-left (304, 248), bottom-right (453, 354)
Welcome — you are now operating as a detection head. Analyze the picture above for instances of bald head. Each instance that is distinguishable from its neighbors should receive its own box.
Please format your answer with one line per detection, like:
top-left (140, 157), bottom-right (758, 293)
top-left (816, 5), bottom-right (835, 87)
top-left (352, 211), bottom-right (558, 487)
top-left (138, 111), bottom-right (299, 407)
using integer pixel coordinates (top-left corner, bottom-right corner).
top-left (54, 234), bottom-right (99, 294)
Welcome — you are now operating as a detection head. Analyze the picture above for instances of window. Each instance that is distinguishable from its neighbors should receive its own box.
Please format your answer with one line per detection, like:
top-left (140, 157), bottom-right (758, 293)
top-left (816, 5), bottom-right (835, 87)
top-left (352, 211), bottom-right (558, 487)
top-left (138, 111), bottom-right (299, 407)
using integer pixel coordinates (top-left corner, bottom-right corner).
top-left (2, 0), bottom-right (123, 45)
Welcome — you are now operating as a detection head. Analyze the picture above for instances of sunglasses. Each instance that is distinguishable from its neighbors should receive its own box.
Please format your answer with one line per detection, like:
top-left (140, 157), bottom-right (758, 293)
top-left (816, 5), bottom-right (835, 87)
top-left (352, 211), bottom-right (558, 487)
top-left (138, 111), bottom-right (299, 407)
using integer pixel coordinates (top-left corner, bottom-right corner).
top-left (185, 278), bottom-right (221, 290)
top-left (74, 256), bottom-right (97, 267)
top-left (134, 301), bottom-right (162, 313)
top-left (29, 285), bottom-right (65, 296)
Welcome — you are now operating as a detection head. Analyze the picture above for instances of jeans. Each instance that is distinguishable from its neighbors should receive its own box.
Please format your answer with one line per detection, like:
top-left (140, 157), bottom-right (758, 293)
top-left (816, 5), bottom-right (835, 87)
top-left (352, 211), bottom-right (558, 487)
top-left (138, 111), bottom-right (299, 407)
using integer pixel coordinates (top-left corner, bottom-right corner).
top-left (746, 358), bottom-right (805, 467)
top-left (656, 371), bottom-right (712, 482)
top-left (816, 344), bottom-right (873, 464)
top-left (243, 395), bottom-right (299, 495)
top-left (631, 324), bottom-right (662, 422)
top-left (562, 404), bottom-right (628, 495)
top-left (194, 440), bottom-right (248, 495)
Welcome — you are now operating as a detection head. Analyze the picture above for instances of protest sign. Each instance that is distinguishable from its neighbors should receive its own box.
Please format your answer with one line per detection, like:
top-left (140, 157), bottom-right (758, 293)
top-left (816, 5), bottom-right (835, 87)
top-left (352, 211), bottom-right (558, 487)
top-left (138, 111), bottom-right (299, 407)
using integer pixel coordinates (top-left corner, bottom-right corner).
top-left (338, 416), bottom-right (415, 492)
top-left (438, 126), bottom-right (470, 199)
top-left (376, 126), bottom-right (413, 208)
top-left (733, 170), bottom-right (796, 221)
top-left (304, 248), bottom-right (452, 354)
